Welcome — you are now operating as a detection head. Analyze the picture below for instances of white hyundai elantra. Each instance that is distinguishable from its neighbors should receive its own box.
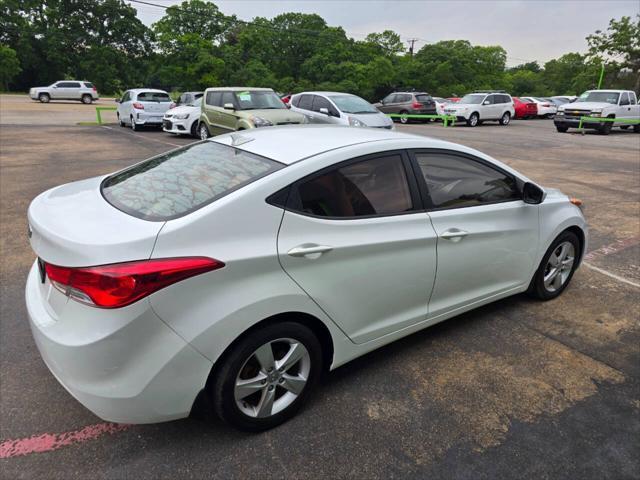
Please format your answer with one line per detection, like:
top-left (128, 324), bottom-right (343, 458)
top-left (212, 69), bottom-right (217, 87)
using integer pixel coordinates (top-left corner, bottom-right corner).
top-left (26, 125), bottom-right (587, 431)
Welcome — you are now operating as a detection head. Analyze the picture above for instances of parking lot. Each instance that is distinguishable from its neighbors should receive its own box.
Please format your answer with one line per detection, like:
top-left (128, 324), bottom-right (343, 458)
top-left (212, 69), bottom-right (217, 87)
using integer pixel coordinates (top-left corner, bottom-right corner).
top-left (1, 95), bottom-right (639, 478)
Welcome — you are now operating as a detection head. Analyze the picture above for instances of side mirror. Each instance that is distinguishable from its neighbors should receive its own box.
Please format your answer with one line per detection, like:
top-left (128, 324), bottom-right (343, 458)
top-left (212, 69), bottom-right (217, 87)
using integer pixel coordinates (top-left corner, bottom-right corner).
top-left (483, 100), bottom-right (490, 105)
top-left (380, 100), bottom-right (385, 104)
top-left (522, 182), bottom-right (545, 204)
top-left (223, 103), bottom-right (234, 110)
top-left (319, 107), bottom-right (329, 115)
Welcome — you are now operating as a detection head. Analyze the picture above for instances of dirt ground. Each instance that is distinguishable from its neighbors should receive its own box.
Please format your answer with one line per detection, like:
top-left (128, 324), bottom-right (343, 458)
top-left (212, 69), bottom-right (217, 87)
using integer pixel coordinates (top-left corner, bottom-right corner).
top-left (1, 95), bottom-right (639, 479)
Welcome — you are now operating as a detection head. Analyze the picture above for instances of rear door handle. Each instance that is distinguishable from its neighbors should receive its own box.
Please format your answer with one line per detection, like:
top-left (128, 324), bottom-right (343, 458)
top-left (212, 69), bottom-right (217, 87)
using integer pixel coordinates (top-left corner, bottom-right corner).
top-left (287, 244), bottom-right (333, 258)
top-left (439, 229), bottom-right (468, 242)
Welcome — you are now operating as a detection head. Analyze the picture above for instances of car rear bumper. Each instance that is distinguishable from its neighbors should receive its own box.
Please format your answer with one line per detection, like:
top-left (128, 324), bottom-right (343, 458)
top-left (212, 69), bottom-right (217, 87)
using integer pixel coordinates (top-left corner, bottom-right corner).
top-left (25, 261), bottom-right (213, 424)
top-left (134, 112), bottom-right (165, 125)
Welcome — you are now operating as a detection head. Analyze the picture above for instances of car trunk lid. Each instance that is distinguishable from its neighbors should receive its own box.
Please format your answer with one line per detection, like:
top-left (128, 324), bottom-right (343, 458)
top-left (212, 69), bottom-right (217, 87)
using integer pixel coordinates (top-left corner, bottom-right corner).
top-left (28, 176), bottom-right (164, 267)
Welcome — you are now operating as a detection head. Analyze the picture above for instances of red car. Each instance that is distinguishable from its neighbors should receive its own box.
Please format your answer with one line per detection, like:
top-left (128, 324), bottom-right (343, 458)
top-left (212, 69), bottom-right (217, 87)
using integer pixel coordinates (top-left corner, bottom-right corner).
top-left (513, 97), bottom-right (538, 119)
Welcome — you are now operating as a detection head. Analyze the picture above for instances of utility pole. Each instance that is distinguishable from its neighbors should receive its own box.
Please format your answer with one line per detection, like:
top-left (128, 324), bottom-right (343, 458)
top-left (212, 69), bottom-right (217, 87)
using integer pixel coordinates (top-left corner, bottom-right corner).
top-left (407, 38), bottom-right (418, 57)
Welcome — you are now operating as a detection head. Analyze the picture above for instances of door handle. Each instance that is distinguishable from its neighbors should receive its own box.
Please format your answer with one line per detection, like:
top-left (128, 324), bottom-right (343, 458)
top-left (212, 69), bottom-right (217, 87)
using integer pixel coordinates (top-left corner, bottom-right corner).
top-left (287, 244), bottom-right (333, 258)
top-left (440, 229), bottom-right (468, 242)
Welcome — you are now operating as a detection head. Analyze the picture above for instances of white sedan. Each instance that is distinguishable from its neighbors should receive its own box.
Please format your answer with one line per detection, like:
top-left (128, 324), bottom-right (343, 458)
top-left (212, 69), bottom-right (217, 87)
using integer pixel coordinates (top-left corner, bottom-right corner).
top-left (163, 97), bottom-right (202, 137)
top-left (26, 126), bottom-right (587, 431)
top-left (521, 97), bottom-right (558, 118)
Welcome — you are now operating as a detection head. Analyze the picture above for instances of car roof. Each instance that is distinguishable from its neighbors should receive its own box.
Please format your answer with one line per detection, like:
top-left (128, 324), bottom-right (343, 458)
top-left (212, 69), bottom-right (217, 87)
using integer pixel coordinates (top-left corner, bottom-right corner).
top-left (210, 125), bottom-right (453, 165)
top-left (205, 87), bottom-right (273, 92)
top-left (293, 91), bottom-right (360, 97)
top-left (128, 88), bottom-right (168, 93)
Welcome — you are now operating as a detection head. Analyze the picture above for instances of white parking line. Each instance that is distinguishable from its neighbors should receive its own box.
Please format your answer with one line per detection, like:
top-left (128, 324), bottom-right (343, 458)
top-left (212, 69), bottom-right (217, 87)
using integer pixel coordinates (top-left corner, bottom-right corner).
top-left (583, 262), bottom-right (640, 288)
top-left (101, 125), bottom-right (182, 148)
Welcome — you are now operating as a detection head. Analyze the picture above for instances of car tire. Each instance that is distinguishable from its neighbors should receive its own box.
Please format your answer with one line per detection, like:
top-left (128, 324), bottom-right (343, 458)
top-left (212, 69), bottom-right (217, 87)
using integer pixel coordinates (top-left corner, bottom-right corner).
top-left (130, 117), bottom-right (138, 131)
top-left (527, 230), bottom-right (580, 301)
top-left (399, 110), bottom-right (409, 124)
top-left (190, 121), bottom-right (198, 137)
top-left (117, 114), bottom-right (125, 127)
top-left (81, 94), bottom-right (93, 105)
top-left (499, 112), bottom-right (511, 125)
top-left (556, 125), bottom-right (568, 133)
top-left (620, 125), bottom-right (629, 130)
top-left (466, 113), bottom-right (479, 127)
top-left (599, 121), bottom-right (613, 135)
top-left (209, 321), bottom-right (323, 432)
top-left (38, 93), bottom-right (50, 103)
top-left (634, 124), bottom-right (640, 133)
top-left (199, 123), bottom-right (210, 140)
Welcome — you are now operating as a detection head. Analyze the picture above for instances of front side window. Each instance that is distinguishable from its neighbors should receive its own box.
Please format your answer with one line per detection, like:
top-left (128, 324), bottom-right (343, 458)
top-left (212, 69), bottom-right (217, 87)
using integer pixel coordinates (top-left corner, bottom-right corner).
top-left (221, 92), bottom-right (236, 107)
top-left (459, 94), bottom-right (486, 105)
top-left (292, 155), bottom-right (413, 218)
top-left (312, 96), bottom-right (338, 115)
top-left (415, 153), bottom-right (519, 209)
top-left (629, 92), bottom-right (637, 104)
top-left (619, 92), bottom-right (630, 106)
top-left (102, 142), bottom-right (283, 221)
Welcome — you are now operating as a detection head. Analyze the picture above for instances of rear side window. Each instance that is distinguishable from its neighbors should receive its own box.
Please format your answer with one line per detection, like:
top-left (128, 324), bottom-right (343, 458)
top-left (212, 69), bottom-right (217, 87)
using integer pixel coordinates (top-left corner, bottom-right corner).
top-left (415, 153), bottom-right (519, 209)
top-left (297, 95), bottom-right (313, 110)
top-left (291, 155), bottom-right (413, 218)
top-left (398, 94), bottom-right (412, 103)
top-left (137, 92), bottom-right (171, 102)
top-left (415, 94), bottom-right (432, 103)
top-left (83, 82), bottom-right (94, 88)
top-left (102, 142), bottom-right (283, 221)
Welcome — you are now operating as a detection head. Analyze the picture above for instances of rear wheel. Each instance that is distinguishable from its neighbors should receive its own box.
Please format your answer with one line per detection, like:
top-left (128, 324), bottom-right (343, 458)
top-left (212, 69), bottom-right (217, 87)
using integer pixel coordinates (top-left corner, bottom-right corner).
top-left (556, 125), bottom-right (568, 133)
top-left (399, 110), bottom-right (409, 124)
top-left (466, 112), bottom-right (479, 127)
top-left (199, 123), bottom-right (210, 140)
top-left (528, 231), bottom-right (580, 301)
top-left (210, 321), bottom-right (323, 431)
top-left (130, 116), bottom-right (138, 131)
top-left (81, 94), bottom-right (93, 105)
top-left (38, 93), bottom-right (50, 103)
top-left (499, 111), bottom-right (511, 125)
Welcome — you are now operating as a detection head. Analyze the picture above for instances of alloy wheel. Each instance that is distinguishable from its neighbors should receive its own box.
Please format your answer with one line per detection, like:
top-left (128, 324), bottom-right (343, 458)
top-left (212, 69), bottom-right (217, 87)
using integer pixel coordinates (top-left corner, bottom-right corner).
top-left (199, 124), bottom-right (209, 140)
top-left (543, 241), bottom-right (575, 292)
top-left (234, 338), bottom-right (310, 419)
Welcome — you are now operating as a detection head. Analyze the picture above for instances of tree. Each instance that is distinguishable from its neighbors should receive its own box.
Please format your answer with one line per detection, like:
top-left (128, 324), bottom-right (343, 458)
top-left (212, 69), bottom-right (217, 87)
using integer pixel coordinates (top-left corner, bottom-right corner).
top-left (364, 30), bottom-right (405, 56)
top-left (587, 15), bottom-right (640, 92)
top-left (0, 44), bottom-right (20, 90)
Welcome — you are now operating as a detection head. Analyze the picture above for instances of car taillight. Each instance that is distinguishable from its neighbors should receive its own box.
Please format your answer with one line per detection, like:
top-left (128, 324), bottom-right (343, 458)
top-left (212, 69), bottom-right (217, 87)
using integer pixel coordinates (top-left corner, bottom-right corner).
top-left (44, 257), bottom-right (224, 308)
top-left (412, 102), bottom-right (423, 109)
top-left (132, 102), bottom-right (144, 110)
top-left (92, 86), bottom-right (97, 92)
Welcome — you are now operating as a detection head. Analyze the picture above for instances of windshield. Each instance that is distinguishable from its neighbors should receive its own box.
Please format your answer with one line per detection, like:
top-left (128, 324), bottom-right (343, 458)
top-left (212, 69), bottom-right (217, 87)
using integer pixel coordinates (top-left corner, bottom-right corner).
top-left (137, 92), bottom-right (171, 102)
top-left (102, 142), bottom-right (283, 221)
top-left (458, 94), bottom-right (486, 104)
top-left (579, 91), bottom-right (620, 104)
top-left (188, 97), bottom-right (203, 107)
top-left (328, 95), bottom-right (377, 114)
top-left (235, 91), bottom-right (286, 110)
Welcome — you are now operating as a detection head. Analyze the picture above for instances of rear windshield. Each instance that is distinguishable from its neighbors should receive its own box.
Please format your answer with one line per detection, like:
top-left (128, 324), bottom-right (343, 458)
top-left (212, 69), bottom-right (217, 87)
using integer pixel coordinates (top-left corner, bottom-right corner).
top-left (102, 142), bottom-right (283, 221)
top-left (137, 92), bottom-right (171, 102)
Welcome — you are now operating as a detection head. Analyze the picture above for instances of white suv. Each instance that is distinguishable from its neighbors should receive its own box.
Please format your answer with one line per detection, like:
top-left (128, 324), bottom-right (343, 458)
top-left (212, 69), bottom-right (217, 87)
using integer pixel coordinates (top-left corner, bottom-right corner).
top-left (445, 92), bottom-right (515, 127)
top-left (29, 81), bottom-right (99, 104)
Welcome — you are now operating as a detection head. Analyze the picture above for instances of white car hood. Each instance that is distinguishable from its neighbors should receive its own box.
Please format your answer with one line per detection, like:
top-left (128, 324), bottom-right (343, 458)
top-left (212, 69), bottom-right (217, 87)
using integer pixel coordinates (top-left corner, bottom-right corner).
top-left (164, 104), bottom-right (199, 117)
top-left (560, 101), bottom-right (612, 111)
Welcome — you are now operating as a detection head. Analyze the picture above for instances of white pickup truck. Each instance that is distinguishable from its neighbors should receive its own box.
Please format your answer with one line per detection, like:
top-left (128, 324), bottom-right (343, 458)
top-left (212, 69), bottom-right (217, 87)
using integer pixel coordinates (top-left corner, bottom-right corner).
top-left (554, 89), bottom-right (640, 134)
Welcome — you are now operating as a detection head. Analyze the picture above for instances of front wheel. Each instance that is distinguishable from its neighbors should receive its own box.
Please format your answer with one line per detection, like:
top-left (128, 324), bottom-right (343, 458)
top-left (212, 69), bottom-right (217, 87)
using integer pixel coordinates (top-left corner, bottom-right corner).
top-left (210, 321), bottom-right (323, 431)
top-left (199, 123), bottom-right (210, 140)
top-left (599, 121), bottom-right (613, 135)
top-left (38, 93), bottom-right (50, 103)
top-left (466, 112), bottom-right (479, 127)
top-left (499, 112), bottom-right (511, 125)
top-left (528, 231), bottom-right (580, 300)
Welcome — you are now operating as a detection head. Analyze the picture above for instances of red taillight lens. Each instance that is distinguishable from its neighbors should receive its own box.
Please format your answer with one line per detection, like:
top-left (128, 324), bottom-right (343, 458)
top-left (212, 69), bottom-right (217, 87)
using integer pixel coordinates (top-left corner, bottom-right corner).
top-left (412, 102), bottom-right (423, 109)
top-left (45, 257), bottom-right (224, 308)
top-left (92, 86), bottom-right (97, 92)
top-left (132, 102), bottom-right (144, 110)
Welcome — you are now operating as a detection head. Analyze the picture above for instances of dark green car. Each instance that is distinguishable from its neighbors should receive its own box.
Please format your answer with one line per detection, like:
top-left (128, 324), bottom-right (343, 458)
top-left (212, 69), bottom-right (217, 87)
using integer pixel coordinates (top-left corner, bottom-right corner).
top-left (198, 87), bottom-right (306, 139)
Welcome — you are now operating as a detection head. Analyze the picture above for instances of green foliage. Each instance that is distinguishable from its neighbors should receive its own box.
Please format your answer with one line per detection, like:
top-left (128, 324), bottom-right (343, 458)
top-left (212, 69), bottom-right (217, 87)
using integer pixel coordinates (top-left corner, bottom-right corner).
top-left (0, 1), bottom-right (634, 99)
top-left (0, 44), bottom-right (21, 89)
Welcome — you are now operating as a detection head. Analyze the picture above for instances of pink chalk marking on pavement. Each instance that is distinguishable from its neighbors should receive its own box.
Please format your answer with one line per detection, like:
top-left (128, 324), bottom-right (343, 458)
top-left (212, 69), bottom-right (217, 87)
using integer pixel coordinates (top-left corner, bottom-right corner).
top-left (0, 423), bottom-right (131, 459)
top-left (584, 236), bottom-right (640, 261)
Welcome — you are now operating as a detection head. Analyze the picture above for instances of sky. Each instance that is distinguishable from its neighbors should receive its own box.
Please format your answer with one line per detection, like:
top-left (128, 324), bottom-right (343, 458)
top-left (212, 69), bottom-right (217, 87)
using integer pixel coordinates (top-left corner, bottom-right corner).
top-left (128, 0), bottom-right (639, 66)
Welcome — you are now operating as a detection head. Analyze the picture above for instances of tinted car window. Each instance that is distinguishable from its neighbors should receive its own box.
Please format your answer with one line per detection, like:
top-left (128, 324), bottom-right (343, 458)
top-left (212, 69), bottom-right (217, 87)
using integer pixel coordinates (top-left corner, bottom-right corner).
top-left (415, 153), bottom-right (519, 209)
top-left (58, 82), bottom-right (81, 88)
top-left (293, 155), bottom-right (413, 218)
top-left (630, 92), bottom-right (638, 104)
top-left (398, 94), bottom-right (412, 103)
top-left (312, 96), bottom-right (337, 115)
top-left (102, 142), bottom-right (283, 221)
top-left (297, 95), bottom-right (313, 110)
top-left (382, 94), bottom-right (396, 103)
top-left (83, 82), bottom-right (94, 88)
top-left (222, 92), bottom-right (236, 107)
top-left (619, 92), bottom-right (630, 106)
top-left (137, 92), bottom-right (171, 102)
top-left (415, 94), bottom-right (433, 103)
